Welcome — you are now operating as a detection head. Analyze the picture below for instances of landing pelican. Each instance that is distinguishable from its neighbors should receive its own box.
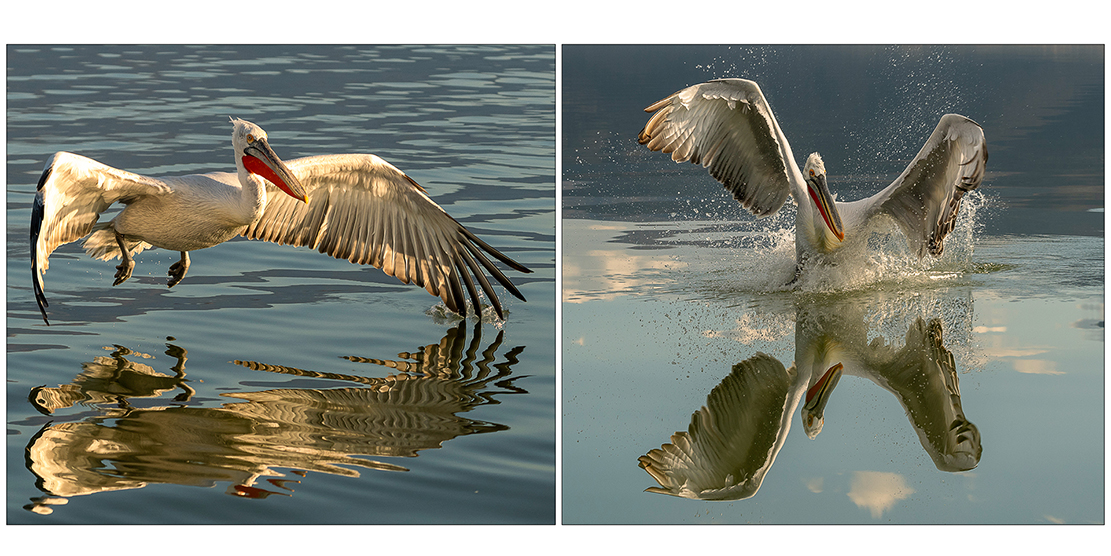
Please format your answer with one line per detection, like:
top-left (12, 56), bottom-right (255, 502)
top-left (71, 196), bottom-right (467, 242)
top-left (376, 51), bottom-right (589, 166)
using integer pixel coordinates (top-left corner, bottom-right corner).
top-left (638, 78), bottom-right (988, 278)
top-left (31, 118), bottom-right (530, 324)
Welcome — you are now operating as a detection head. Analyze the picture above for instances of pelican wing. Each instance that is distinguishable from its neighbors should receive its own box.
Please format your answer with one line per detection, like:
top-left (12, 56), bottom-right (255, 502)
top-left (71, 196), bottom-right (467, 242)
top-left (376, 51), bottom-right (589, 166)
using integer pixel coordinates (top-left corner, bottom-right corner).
top-left (31, 152), bottom-right (171, 323)
top-left (638, 78), bottom-right (795, 217)
top-left (857, 114), bottom-right (988, 258)
top-left (243, 154), bottom-right (530, 319)
top-left (638, 353), bottom-right (795, 500)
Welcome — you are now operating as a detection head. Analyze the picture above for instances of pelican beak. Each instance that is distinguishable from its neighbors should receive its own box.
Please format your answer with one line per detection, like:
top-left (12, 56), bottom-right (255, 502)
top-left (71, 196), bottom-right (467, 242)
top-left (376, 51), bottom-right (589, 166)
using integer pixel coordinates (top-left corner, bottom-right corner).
top-left (242, 139), bottom-right (307, 202)
top-left (802, 362), bottom-right (842, 438)
top-left (807, 173), bottom-right (844, 242)
top-left (805, 362), bottom-right (843, 410)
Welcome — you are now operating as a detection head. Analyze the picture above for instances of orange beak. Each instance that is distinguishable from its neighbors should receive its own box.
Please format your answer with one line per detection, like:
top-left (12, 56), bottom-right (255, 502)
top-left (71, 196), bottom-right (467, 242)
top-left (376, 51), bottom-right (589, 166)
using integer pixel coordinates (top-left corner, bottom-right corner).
top-left (807, 173), bottom-right (844, 242)
top-left (804, 362), bottom-right (843, 411)
top-left (242, 138), bottom-right (307, 202)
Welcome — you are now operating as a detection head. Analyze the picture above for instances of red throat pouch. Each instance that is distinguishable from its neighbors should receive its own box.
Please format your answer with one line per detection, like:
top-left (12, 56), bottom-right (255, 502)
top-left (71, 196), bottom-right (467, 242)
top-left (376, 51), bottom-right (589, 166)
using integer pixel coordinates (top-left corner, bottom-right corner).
top-left (242, 155), bottom-right (287, 190)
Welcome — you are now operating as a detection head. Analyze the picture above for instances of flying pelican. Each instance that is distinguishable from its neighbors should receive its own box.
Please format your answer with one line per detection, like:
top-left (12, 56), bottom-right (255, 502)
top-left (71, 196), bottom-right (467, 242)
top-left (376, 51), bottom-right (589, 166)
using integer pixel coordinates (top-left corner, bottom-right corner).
top-left (638, 78), bottom-right (988, 279)
top-left (30, 118), bottom-right (531, 325)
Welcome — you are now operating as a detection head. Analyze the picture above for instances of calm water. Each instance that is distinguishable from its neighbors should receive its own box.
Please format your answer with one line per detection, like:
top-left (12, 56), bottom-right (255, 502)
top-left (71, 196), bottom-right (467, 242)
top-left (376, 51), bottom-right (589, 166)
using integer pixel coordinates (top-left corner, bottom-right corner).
top-left (6, 44), bottom-right (555, 524)
top-left (562, 45), bottom-right (1103, 524)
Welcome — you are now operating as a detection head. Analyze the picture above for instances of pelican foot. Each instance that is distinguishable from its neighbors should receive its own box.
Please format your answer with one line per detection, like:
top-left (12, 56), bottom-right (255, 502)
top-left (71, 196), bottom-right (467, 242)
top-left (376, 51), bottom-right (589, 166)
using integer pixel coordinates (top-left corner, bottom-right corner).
top-left (167, 263), bottom-right (186, 288)
top-left (113, 260), bottom-right (135, 286)
top-left (784, 264), bottom-right (803, 288)
top-left (167, 253), bottom-right (190, 288)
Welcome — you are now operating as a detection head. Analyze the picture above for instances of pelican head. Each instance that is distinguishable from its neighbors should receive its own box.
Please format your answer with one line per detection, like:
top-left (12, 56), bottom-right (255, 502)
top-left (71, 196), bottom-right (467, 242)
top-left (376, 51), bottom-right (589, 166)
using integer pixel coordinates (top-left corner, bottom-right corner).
top-left (802, 362), bottom-right (843, 439)
top-left (803, 153), bottom-right (844, 242)
top-left (230, 117), bottom-right (307, 202)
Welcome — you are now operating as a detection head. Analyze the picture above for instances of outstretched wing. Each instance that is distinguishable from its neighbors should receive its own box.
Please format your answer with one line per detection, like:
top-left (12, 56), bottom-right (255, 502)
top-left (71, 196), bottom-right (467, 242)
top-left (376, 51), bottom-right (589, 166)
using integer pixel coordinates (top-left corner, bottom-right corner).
top-left (243, 154), bottom-right (531, 319)
top-left (855, 114), bottom-right (988, 258)
top-left (638, 78), bottom-right (797, 217)
top-left (31, 152), bottom-right (171, 324)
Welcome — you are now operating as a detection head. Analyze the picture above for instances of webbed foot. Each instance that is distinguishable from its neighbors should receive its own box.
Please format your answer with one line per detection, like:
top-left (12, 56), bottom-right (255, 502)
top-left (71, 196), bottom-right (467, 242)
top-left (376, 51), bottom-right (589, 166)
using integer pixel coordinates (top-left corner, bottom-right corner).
top-left (113, 260), bottom-right (135, 286)
top-left (113, 229), bottom-right (136, 286)
top-left (167, 252), bottom-right (190, 288)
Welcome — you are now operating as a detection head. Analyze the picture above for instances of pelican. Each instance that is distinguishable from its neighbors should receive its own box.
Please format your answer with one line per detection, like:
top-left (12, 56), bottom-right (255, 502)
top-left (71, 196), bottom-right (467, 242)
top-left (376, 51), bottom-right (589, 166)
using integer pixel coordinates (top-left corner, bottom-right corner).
top-left (30, 118), bottom-right (531, 325)
top-left (638, 78), bottom-right (988, 279)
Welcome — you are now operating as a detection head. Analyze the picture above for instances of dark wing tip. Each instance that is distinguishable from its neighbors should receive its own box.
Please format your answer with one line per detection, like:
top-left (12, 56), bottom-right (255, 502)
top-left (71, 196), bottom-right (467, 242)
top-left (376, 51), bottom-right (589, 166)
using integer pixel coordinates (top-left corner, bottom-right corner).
top-left (30, 193), bottom-right (50, 325)
top-left (457, 225), bottom-right (532, 277)
top-left (32, 263), bottom-right (51, 325)
top-left (36, 164), bottom-right (54, 192)
top-left (449, 225), bottom-right (532, 320)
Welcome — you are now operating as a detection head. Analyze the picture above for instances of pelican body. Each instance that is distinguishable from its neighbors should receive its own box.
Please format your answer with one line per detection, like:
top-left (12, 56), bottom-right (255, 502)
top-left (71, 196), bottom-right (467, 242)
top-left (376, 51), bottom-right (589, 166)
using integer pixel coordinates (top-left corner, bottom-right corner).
top-left (638, 78), bottom-right (988, 278)
top-left (31, 118), bottom-right (530, 324)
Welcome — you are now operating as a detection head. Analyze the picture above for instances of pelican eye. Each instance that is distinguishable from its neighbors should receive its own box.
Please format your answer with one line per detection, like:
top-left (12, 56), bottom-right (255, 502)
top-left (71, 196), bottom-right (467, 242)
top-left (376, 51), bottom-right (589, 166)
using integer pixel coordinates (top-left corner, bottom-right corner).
top-left (809, 169), bottom-right (815, 177)
top-left (246, 133), bottom-right (256, 143)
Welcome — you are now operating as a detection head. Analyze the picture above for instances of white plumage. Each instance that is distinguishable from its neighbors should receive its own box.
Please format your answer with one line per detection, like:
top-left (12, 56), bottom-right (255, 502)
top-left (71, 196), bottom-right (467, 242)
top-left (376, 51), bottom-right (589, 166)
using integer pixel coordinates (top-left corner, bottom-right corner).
top-left (639, 78), bottom-right (988, 277)
top-left (31, 118), bottom-right (530, 324)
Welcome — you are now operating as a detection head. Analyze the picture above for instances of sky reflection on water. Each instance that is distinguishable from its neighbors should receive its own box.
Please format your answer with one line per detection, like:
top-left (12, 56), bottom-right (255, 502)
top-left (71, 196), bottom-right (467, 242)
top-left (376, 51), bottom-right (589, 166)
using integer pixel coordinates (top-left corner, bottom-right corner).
top-left (563, 222), bottom-right (1102, 524)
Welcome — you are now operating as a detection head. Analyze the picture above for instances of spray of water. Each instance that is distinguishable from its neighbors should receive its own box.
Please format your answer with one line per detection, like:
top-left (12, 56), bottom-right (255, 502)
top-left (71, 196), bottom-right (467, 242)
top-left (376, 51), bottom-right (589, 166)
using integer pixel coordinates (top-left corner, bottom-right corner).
top-left (673, 189), bottom-right (989, 299)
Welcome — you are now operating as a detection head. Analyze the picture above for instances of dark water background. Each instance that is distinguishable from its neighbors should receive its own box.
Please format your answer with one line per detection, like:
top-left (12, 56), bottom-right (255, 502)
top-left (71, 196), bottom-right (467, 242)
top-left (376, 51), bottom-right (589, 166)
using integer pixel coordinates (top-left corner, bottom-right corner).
top-left (563, 45), bottom-right (1103, 236)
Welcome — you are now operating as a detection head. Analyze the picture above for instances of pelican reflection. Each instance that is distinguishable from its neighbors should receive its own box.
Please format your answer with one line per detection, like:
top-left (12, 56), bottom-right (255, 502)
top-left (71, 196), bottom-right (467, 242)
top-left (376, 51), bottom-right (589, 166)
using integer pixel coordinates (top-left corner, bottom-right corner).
top-left (21, 323), bottom-right (523, 515)
top-left (639, 300), bottom-right (981, 501)
top-left (29, 343), bottom-right (195, 415)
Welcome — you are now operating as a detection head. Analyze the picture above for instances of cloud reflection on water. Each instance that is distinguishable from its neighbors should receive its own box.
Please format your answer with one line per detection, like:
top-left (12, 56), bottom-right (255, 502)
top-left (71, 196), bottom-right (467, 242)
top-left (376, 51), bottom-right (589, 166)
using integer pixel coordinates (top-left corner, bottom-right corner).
top-left (848, 471), bottom-right (916, 519)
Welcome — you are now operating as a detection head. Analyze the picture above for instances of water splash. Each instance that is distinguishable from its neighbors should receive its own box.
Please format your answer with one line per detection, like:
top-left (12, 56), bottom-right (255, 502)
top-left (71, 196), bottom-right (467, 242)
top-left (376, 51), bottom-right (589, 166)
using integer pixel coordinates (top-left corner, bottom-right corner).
top-left (694, 46), bottom-right (779, 82)
top-left (425, 299), bottom-right (508, 328)
top-left (667, 190), bottom-right (989, 298)
top-left (796, 191), bottom-right (988, 294)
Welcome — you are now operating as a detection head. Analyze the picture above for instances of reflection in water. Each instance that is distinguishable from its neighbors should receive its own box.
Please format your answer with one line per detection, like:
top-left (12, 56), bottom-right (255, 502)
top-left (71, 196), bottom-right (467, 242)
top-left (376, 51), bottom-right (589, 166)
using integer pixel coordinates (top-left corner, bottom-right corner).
top-left (639, 297), bottom-right (981, 501)
top-left (30, 344), bottom-right (195, 415)
top-left (21, 323), bottom-right (523, 515)
top-left (848, 471), bottom-right (917, 519)
top-left (639, 353), bottom-right (796, 501)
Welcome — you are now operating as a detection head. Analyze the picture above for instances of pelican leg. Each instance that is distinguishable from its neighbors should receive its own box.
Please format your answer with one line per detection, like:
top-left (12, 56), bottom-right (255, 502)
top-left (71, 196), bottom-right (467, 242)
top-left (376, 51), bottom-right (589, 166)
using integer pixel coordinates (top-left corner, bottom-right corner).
top-left (168, 252), bottom-right (190, 288)
top-left (112, 230), bottom-right (135, 286)
top-left (785, 264), bottom-right (803, 287)
top-left (785, 253), bottom-right (813, 287)
top-left (785, 255), bottom-right (809, 288)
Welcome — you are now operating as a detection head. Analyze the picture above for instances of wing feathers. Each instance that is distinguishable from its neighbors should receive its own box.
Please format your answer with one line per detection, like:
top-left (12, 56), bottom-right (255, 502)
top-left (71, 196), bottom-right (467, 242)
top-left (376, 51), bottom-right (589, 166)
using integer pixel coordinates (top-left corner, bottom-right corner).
top-left (244, 154), bottom-right (530, 319)
top-left (639, 353), bottom-right (794, 500)
top-left (457, 242), bottom-right (504, 318)
top-left (639, 79), bottom-right (794, 218)
top-left (459, 229), bottom-right (527, 301)
top-left (452, 253), bottom-right (481, 316)
top-left (31, 152), bottom-right (172, 324)
top-left (870, 114), bottom-right (988, 258)
top-left (457, 225), bottom-right (532, 274)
